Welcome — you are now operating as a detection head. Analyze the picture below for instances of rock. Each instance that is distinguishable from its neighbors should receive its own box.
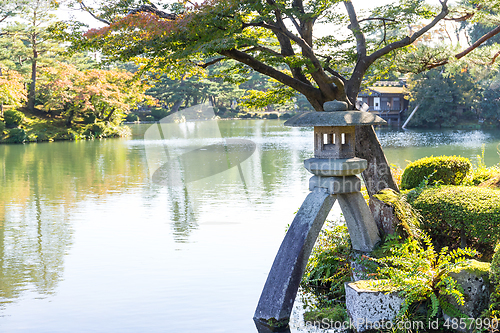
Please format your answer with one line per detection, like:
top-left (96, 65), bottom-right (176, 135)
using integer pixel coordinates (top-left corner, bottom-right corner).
top-left (443, 260), bottom-right (491, 333)
top-left (345, 280), bottom-right (404, 332)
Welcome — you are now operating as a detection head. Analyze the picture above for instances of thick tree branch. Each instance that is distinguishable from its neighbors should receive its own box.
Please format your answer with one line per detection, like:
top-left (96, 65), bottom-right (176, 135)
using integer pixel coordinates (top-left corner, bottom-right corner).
top-left (127, 5), bottom-right (177, 20)
top-left (243, 18), bottom-right (337, 100)
top-left (368, 0), bottom-right (449, 62)
top-left (219, 48), bottom-right (323, 102)
top-left (345, 0), bottom-right (449, 103)
top-left (426, 24), bottom-right (500, 70)
top-left (272, 31), bottom-right (312, 87)
top-left (324, 67), bottom-right (347, 85)
top-left (344, 1), bottom-right (366, 59)
top-left (456, 24), bottom-right (500, 59)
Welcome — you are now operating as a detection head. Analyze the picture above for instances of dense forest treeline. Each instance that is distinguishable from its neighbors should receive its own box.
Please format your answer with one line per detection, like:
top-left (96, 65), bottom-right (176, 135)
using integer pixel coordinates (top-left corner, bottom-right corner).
top-left (0, 0), bottom-right (500, 144)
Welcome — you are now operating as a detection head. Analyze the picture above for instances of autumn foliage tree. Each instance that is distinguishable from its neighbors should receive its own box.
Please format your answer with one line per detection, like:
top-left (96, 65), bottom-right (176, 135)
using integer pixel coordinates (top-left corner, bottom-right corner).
top-left (71, 0), bottom-right (500, 196)
top-left (39, 63), bottom-right (155, 126)
top-left (0, 67), bottom-right (27, 114)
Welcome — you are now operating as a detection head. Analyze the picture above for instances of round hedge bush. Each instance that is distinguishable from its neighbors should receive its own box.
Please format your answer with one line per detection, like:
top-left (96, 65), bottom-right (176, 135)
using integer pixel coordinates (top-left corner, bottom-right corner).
top-left (411, 185), bottom-right (500, 251)
top-left (4, 109), bottom-right (24, 128)
top-left (400, 155), bottom-right (472, 190)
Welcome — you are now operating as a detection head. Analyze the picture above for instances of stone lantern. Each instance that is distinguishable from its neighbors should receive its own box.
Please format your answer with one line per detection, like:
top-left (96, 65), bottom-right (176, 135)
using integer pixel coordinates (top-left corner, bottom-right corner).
top-left (254, 101), bottom-right (387, 330)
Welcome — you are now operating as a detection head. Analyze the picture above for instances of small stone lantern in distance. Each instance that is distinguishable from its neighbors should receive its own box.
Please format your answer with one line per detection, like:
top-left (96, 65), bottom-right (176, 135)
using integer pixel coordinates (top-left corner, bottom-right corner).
top-left (254, 100), bottom-right (387, 329)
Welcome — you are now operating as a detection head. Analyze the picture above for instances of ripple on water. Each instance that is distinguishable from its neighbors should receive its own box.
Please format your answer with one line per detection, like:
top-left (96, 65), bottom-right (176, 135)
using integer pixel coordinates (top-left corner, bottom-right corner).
top-left (377, 129), bottom-right (493, 148)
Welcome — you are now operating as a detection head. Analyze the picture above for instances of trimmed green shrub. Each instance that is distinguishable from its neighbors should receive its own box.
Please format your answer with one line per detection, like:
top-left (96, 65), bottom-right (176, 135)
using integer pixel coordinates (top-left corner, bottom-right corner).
top-left (268, 113), bottom-right (278, 119)
top-left (4, 128), bottom-right (27, 143)
top-left (125, 113), bottom-right (139, 122)
top-left (411, 186), bottom-right (500, 253)
top-left (4, 110), bottom-right (24, 128)
top-left (400, 155), bottom-right (472, 190)
top-left (144, 115), bottom-right (155, 122)
top-left (0, 120), bottom-right (5, 133)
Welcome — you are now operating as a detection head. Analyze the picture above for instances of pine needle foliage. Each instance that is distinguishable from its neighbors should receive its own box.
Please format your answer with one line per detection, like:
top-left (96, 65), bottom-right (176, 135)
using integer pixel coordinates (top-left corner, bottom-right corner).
top-left (373, 233), bottom-right (477, 319)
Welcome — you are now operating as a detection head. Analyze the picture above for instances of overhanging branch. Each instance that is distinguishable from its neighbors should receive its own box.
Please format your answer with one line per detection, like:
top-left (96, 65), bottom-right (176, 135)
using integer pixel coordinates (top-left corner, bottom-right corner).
top-left (127, 5), bottom-right (177, 20)
top-left (80, 1), bottom-right (111, 25)
top-left (426, 24), bottom-right (500, 70)
top-left (219, 48), bottom-right (322, 101)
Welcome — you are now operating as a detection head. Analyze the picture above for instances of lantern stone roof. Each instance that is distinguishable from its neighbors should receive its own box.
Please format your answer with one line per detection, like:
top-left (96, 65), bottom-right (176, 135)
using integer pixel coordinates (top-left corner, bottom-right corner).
top-left (284, 111), bottom-right (387, 127)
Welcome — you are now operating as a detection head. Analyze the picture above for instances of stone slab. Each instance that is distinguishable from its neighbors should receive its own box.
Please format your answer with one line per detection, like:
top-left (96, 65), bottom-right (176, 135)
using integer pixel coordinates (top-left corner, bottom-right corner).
top-left (254, 188), bottom-right (336, 326)
top-left (345, 281), bottom-right (403, 333)
top-left (338, 192), bottom-right (381, 252)
top-left (304, 158), bottom-right (367, 176)
top-left (284, 111), bottom-right (386, 127)
top-left (309, 175), bottom-right (362, 194)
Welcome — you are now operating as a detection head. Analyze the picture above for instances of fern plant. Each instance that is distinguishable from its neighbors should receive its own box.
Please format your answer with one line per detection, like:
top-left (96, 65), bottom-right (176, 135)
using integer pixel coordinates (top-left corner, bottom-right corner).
top-left (373, 233), bottom-right (477, 320)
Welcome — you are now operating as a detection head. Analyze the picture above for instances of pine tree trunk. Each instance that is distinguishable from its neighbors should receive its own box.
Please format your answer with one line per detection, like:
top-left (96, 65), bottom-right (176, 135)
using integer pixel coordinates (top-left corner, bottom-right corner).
top-left (27, 33), bottom-right (37, 113)
top-left (172, 100), bottom-right (183, 113)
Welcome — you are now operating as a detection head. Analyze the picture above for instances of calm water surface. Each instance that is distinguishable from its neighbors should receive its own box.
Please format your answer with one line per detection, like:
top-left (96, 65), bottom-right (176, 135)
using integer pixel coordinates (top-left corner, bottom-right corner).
top-left (0, 120), bottom-right (499, 333)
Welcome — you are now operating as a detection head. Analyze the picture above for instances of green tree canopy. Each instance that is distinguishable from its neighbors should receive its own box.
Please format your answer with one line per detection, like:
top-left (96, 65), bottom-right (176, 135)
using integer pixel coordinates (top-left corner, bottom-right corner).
top-left (67, 0), bottom-right (500, 195)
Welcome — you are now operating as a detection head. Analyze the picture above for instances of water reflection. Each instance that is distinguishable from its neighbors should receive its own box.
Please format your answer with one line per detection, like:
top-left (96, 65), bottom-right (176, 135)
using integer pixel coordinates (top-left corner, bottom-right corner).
top-left (0, 140), bottom-right (148, 305)
top-left (0, 123), bottom-right (498, 333)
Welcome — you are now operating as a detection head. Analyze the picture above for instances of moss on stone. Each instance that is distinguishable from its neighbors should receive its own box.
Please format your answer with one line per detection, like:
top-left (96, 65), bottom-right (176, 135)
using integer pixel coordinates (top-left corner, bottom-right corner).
top-left (303, 305), bottom-right (347, 325)
top-left (450, 259), bottom-right (490, 277)
top-left (373, 188), bottom-right (421, 239)
top-left (351, 279), bottom-right (394, 292)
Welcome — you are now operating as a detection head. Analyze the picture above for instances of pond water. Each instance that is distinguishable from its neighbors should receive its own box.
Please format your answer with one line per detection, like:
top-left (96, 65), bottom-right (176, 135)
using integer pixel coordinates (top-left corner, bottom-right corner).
top-left (0, 120), bottom-right (499, 333)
